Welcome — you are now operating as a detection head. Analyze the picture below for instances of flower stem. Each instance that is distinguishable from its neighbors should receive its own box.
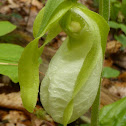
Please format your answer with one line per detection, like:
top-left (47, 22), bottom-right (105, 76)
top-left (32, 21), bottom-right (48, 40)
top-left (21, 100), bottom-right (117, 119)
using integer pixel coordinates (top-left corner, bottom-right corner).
top-left (91, 78), bottom-right (102, 126)
top-left (91, 0), bottom-right (110, 126)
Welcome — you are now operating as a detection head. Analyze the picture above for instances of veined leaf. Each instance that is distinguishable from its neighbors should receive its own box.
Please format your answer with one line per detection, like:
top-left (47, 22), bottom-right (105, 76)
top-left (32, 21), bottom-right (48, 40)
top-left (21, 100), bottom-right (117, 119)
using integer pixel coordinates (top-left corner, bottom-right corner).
top-left (78, 97), bottom-right (126, 126)
top-left (0, 44), bottom-right (23, 83)
top-left (0, 21), bottom-right (16, 36)
top-left (100, 97), bottom-right (126, 126)
top-left (40, 3), bottom-right (109, 125)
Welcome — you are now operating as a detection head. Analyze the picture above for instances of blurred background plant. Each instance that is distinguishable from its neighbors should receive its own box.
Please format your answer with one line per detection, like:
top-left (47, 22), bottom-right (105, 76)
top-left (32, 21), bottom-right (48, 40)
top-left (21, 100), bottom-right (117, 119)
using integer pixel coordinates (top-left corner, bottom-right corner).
top-left (94, 0), bottom-right (126, 49)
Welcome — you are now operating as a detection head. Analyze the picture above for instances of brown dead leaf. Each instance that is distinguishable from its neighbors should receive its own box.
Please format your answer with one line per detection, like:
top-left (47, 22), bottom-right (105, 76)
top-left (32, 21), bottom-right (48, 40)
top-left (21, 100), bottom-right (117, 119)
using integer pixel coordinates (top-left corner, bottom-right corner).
top-left (106, 40), bottom-right (121, 54)
top-left (0, 92), bottom-right (24, 111)
top-left (104, 58), bottom-right (113, 67)
top-left (100, 87), bottom-right (119, 108)
top-left (102, 78), bottom-right (114, 89)
top-left (118, 72), bottom-right (126, 81)
top-left (31, 114), bottom-right (56, 126)
top-left (1, 76), bottom-right (11, 86)
top-left (112, 51), bottom-right (126, 69)
top-left (2, 111), bottom-right (31, 126)
top-left (20, 0), bottom-right (43, 9)
top-left (0, 5), bottom-right (11, 14)
top-left (26, 6), bottom-right (38, 33)
top-left (30, 114), bottom-right (43, 126)
top-left (32, 0), bottom-right (43, 9)
top-left (115, 82), bottom-right (126, 87)
top-left (109, 84), bottom-right (126, 98)
top-left (8, 0), bottom-right (19, 9)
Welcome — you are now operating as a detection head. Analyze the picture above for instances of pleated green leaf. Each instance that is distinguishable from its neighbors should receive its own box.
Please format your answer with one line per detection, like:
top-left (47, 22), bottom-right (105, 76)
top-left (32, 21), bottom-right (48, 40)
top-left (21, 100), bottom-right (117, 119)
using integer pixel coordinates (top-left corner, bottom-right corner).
top-left (100, 97), bottom-right (126, 126)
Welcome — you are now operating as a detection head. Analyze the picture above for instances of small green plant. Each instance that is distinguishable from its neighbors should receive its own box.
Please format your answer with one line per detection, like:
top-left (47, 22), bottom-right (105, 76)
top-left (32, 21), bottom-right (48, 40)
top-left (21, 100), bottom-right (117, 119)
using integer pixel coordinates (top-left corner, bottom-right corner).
top-left (99, 96), bottom-right (126, 126)
top-left (94, 0), bottom-right (126, 23)
top-left (102, 67), bottom-right (120, 78)
top-left (94, 0), bottom-right (126, 49)
top-left (18, 0), bottom-right (109, 126)
top-left (0, 44), bottom-right (23, 83)
top-left (115, 34), bottom-right (126, 48)
top-left (0, 21), bottom-right (21, 83)
top-left (75, 96), bottom-right (126, 126)
top-left (106, 0), bottom-right (126, 49)
top-left (108, 21), bottom-right (126, 49)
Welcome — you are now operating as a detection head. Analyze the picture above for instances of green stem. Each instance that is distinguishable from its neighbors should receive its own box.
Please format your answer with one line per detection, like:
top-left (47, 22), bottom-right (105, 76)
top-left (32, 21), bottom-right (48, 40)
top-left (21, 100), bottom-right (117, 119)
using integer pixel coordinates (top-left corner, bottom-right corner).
top-left (99, 0), bottom-right (110, 22)
top-left (91, 78), bottom-right (102, 126)
top-left (91, 0), bottom-right (110, 126)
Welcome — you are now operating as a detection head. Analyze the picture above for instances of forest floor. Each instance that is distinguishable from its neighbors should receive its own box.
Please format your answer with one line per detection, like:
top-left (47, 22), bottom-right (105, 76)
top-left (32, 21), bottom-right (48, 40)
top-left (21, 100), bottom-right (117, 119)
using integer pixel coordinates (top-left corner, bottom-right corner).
top-left (0, 0), bottom-right (126, 126)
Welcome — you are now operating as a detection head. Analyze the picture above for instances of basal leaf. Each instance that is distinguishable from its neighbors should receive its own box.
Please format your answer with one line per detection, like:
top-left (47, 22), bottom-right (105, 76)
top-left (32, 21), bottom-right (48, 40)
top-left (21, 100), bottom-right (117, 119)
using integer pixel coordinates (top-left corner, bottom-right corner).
top-left (102, 67), bottom-right (120, 78)
top-left (0, 21), bottom-right (16, 36)
top-left (99, 97), bottom-right (126, 126)
top-left (40, 3), bottom-right (109, 125)
top-left (0, 44), bottom-right (23, 83)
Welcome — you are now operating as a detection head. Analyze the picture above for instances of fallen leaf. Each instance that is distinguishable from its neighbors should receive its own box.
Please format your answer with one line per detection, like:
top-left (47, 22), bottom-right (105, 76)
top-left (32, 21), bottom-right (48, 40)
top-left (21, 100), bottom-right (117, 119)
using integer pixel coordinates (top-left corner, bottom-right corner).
top-left (106, 40), bottom-right (121, 54)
